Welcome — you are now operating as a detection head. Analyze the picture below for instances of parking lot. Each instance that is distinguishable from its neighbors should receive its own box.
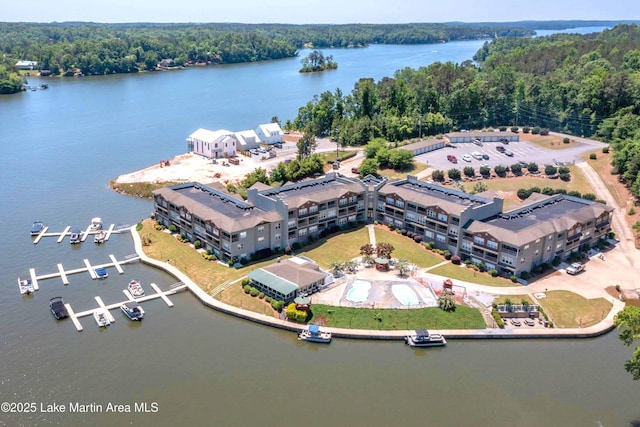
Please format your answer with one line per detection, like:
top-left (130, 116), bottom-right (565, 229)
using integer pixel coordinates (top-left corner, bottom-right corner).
top-left (414, 139), bottom-right (598, 171)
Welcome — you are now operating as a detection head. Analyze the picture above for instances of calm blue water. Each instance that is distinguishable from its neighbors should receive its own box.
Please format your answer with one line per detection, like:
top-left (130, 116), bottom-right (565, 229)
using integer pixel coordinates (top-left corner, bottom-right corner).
top-left (1, 30), bottom-right (638, 427)
top-left (346, 280), bottom-right (372, 302)
top-left (391, 284), bottom-right (420, 306)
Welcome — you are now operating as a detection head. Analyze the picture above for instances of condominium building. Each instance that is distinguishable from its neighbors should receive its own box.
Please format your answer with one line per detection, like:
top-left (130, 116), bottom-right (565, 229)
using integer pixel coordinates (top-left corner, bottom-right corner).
top-left (153, 174), bottom-right (613, 277)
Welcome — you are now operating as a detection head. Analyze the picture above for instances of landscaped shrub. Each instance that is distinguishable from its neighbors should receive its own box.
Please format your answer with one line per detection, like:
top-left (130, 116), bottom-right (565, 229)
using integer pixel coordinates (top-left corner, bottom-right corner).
top-left (544, 165), bottom-right (557, 176)
top-left (243, 284), bottom-right (251, 294)
top-left (258, 292), bottom-right (265, 299)
top-left (520, 271), bottom-right (531, 280)
top-left (510, 275), bottom-right (518, 283)
top-left (424, 241), bottom-right (435, 250)
top-left (447, 168), bottom-right (461, 181)
top-left (169, 224), bottom-right (177, 233)
top-left (136, 222), bottom-right (143, 232)
top-left (559, 172), bottom-right (571, 182)
top-left (154, 223), bottom-right (166, 231)
top-left (522, 126), bottom-right (530, 133)
top-left (479, 166), bottom-right (491, 177)
top-left (432, 169), bottom-right (445, 182)
top-left (194, 240), bottom-right (202, 249)
top-left (563, 137), bottom-right (570, 144)
top-left (400, 229), bottom-right (407, 236)
top-left (265, 296), bottom-right (272, 303)
top-left (542, 186), bottom-right (555, 195)
top-left (451, 255), bottom-right (461, 265)
top-left (494, 165), bottom-right (507, 177)
top-left (271, 299), bottom-right (285, 312)
top-left (602, 146), bottom-right (609, 154)
top-left (527, 162), bottom-right (539, 173)
top-left (510, 126), bottom-right (519, 133)
top-left (499, 126), bottom-right (507, 131)
top-left (488, 269), bottom-right (498, 277)
top-left (292, 242), bottom-right (302, 250)
top-left (463, 166), bottom-right (475, 177)
top-left (589, 153), bottom-right (597, 160)
top-left (558, 166), bottom-right (570, 175)
top-left (464, 260), bottom-right (471, 266)
top-left (532, 265), bottom-right (543, 274)
top-left (510, 163), bottom-right (522, 176)
top-left (567, 190), bottom-right (581, 198)
top-left (228, 259), bottom-right (234, 267)
top-left (443, 250), bottom-right (452, 260)
top-left (250, 287), bottom-right (260, 297)
top-left (201, 252), bottom-right (217, 261)
top-left (517, 188), bottom-right (532, 200)
top-left (284, 245), bottom-right (292, 255)
top-left (531, 126), bottom-right (541, 135)
top-left (582, 193), bottom-right (596, 201)
top-left (491, 308), bottom-right (505, 328)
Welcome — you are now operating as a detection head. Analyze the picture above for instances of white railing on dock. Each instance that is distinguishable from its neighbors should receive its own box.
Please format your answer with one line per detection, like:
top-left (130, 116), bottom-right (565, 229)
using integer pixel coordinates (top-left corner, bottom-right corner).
top-left (33, 224), bottom-right (123, 244)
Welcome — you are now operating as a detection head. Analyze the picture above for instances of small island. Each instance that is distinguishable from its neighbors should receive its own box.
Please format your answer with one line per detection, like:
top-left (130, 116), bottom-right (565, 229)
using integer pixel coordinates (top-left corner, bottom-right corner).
top-left (299, 50), bottom-right (338, 73)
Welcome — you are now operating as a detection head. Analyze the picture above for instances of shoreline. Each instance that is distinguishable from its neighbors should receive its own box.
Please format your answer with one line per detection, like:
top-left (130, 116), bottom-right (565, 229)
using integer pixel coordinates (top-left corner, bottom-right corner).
top-left (130, 225), bottom-right (621, 340)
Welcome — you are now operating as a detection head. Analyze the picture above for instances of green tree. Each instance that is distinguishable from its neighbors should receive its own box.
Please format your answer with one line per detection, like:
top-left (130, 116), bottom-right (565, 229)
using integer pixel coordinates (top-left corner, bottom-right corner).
top-left (297, 130), bottom-right (317, 159)
top-left (395, 258), bottom-right (410, 277)
top-left (330, 261), bottom-right (344, 276)
top-left (463, 166), bottom-right (475, 177)
top-left (471, 181), bottom-right (488, 194)
top-left (358, 158), bottom-right (380, 177)
top-left (431, 169), bottom-right (445, 182)
top-left (388, 149), bottom-right (414, 170)
top-left (376, 242), bottom-right (395, 259)
top-left (614, 306), bottom-right (640, 380)
top-left (447, 168), bottom-right (461, 181)
top-left (438, 290), bottom-right (456, 312)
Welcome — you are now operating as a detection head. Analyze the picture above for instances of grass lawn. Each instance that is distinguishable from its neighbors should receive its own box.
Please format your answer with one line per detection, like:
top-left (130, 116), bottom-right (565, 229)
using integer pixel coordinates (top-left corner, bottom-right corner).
top-left (138, 219), bottom-right (285, 292)
top-left (519, 133), bottom-right (579, 150)
top-left (378, 163), bottom-right (428, 180)
top-left (373, 227), bottom-right (442, 268)
top-left (298, 227), bottom-right (371, 269)
top-left (111, 180), bottom-right (184, 198)
top-left (495, 294), bottom-right (534, 305)
top-left (309, 304), bottom-right (485, 330)
top-left (320, 150), bottom-right (358, 164)
top-left (539, 290), bottom-right (612, 328)
top-left (215, 282), bottom-right (280, 317)
top-left (429, 263), bottom-right (519, 288)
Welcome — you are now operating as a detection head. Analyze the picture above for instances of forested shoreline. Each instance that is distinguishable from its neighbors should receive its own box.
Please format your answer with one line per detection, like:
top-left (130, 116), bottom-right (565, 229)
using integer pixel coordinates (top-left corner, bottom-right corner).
top-left (289, 24), bottom-right (640, 199)
top-left (0, 21), bottom-right (535, 93)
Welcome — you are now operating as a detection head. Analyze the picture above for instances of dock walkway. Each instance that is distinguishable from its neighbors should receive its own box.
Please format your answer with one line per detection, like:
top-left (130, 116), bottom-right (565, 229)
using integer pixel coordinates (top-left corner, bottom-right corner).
top-left (33, 223), bottom-right (124, 244)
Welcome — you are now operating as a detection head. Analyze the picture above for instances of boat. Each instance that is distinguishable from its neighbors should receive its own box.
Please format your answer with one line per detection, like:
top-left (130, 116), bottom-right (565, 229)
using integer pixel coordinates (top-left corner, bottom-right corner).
top-left (121, 301), bottom-right (144, 321)
top-left (69, 229), bottom-right (82, 244)
top-left (404, 329), bottom-right (446, 347)
top-left (94, 267), bottom-right (108, 279)
top-left (49, 297), bottom-right (69, 320)
top-left (127, 280), bottom-right (145, 298)
top-left (298, 325), bottom-right (332, 343)
top-left (89, 217), bottom-right (103, 231)
top-left (18, 277), bottom-right (35, 295)
top-left (94, 229), bottom-right (107, 244)
top-left (30, 221), bottom-right (45, 236)
top-left (94, 309), bottom-right (111, 327)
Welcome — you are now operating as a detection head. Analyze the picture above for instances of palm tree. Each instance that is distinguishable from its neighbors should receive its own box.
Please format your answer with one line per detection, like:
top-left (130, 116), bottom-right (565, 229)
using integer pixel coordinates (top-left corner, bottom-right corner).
top-left (395, 258), bottom-right (410, 277)
top-left (330, 261), bottom-right (344, 277)
top-left (438, 291), bottom-right (456, 312)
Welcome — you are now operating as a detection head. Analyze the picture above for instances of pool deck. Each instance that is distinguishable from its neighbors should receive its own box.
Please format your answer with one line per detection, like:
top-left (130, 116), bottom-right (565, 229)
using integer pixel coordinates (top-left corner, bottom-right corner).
top-left (130, 225), bottom-right (624, 340)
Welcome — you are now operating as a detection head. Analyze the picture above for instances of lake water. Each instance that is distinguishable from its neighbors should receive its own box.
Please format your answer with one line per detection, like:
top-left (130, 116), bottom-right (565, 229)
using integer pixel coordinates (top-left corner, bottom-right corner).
top-left (1, 29), bottom-right (638, 427)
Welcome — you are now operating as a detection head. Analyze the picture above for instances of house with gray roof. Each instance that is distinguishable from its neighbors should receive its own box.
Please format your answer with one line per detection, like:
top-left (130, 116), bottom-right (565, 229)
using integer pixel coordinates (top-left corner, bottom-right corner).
top-left (248, 257), bottom-right (331, 302)
top-left (445, 131), bottom-right (519, 143)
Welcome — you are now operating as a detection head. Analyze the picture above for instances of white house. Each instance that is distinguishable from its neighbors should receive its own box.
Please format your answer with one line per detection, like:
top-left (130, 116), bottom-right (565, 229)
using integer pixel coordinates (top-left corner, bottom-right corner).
top-left (15, 60), bottom-right (37, 70)
top-left (255, 123), bottom-right (284, 145)
top-left (187, 128), bottom-right (237, 159)
top-left (235, 129), bottom-right (261, 152)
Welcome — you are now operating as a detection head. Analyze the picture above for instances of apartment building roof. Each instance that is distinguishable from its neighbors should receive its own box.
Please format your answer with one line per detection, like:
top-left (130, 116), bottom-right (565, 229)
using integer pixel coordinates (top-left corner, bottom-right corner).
top-left (249, 258), bottom-right (328, 295)
top-left (466, 194), bottom-right (613, 245)
top-left (154, 183), bottom-right (281, 232)
top-left (260, 174), bottom-right (364, 208)
top-left (380, 178), bottom-right (493, 215)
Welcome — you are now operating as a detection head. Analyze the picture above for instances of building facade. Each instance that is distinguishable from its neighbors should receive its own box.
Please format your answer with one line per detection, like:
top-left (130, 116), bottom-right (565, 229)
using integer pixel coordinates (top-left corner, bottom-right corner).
top-left (255, 123), bottom-right (284, 145)
top-left (186, 128), bottom-right (237, 159)
top-left (445, 131), bottom-right (519, 143)
top-left (153, 174), bottom-right (613, 277)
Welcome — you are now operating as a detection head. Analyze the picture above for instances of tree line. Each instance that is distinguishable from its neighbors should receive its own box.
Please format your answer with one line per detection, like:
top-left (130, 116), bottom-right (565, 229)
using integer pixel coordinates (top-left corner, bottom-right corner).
top-left (0, 21), bottom-right (535, 94)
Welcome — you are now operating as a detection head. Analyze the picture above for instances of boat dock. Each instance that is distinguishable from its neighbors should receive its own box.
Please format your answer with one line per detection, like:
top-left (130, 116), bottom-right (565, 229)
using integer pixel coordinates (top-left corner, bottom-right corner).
top-left (26, 254), bottom-right (140, 289)
top-left (33, 223), bottom-right (124, 244)
top-left (65, 283), bottom-right (187, 331)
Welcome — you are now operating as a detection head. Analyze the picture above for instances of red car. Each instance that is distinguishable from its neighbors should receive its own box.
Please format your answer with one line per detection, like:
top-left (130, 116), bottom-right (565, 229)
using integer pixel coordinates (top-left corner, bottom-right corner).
top-left (447, 155), bottom-right (457, 163)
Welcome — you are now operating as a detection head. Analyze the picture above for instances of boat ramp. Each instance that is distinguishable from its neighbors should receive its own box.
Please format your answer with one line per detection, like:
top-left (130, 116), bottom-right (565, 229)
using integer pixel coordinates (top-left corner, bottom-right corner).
top-left (65, 282), bottom-right (188, 331)
top-left (32, 223), bottom-right (126, 244)
top-left (26, 254), bottom-right (140, 290)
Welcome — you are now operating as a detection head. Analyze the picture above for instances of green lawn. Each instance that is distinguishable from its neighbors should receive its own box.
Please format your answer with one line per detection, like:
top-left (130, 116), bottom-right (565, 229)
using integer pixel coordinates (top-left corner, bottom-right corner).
top-left (520, 133), bottom-right (580, 150)
top-left (538, 290), bottom-right (612, 328)
top-left (374, 227), bottom-right (442, 268)
top-left (299, 227), bottom-right (371, 269)
top-left (309, 304), bottom-right (485, 330)
top-left (428, 263), bottom-right (520, 288)
top-left (215, 282), bottom-right (280, 318)
top-left (495, 294), bottom-right (534, 305)
top-left (378, 163), bottom-right (428, 180)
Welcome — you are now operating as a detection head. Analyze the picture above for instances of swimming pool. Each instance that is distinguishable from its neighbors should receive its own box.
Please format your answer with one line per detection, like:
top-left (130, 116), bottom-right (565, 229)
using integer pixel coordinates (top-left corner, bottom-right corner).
top-left (392, 284), bottom-right (420, 306)
top-left (346, 280), bottom-right (371, 302)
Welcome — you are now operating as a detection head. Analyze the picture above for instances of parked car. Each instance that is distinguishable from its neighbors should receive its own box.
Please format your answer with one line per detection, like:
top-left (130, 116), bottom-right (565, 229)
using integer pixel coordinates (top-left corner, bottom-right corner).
top-left (566, 262), bottom-right (585, 275)
top-left (504, 149), bottom-right (514, 157)
top-left (518, 160), bottom-right (528, 167)
top-left (496, 145), bottom-right (506, 153)
top-left (351, 167), bottom-right (359, 174)
top-left (510, 319), bottom-right (522, 327)
top-left (524, 318), bottom-right (535, 326)
top-left (461, 154), bottom-right (472, 162)
top-left (472, 139), bottom-right (483, 146)
top-left (447, 155), bottom-right (457, 163)
top-left (273, 142), bottom-right (283, 148)
top-left (482, 153), bottom-right (490, 160)
top-left (471, 151), bottom-right (483, 160)
top-left (499, 138), bottom-right (510, 144)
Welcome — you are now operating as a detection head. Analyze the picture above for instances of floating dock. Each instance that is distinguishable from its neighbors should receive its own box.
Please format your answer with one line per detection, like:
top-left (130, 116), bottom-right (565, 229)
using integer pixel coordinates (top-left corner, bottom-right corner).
top-left (23, 255), bottom-right (140, 290)
top-left (33, 223), bottom-right (124, 244)
top-left (66, 283), bottom-right (187, 331)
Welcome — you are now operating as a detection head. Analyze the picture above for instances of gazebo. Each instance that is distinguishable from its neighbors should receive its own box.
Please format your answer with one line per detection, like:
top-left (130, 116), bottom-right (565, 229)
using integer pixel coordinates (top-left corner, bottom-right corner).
top-left (374, 257), bottom-right (390, 272)
top-left (294, 296), bottom-right (311, 312)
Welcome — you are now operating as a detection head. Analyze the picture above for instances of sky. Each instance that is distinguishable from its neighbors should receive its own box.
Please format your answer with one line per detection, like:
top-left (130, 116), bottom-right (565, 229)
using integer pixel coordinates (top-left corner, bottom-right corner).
top-left (1, 0), bottom-right (638, 24)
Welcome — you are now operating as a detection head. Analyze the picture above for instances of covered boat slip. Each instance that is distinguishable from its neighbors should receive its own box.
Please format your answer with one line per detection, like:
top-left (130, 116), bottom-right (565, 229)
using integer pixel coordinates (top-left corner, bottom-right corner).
top-left (65, 283), bottom-right (187, 331)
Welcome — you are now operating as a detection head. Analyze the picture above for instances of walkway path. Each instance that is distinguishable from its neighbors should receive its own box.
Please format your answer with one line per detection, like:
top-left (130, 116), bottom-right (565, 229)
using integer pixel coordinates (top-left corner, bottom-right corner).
top-left (366, 224), bottom-right (376, 248)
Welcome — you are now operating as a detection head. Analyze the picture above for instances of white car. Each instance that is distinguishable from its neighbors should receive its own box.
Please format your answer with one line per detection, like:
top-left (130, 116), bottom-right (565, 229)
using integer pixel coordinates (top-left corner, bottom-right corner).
top-left (462, 154), bottom-right (472, 162)
top-left (471, 151), bottom-right (483, 160)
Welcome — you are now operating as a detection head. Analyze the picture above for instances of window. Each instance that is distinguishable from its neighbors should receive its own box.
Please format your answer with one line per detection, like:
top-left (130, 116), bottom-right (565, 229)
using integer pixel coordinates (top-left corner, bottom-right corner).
top-left (275, 233), bottom-right (281, 240)
top-left (377, 202), bottom-right (385, 211)
top-left (406, 212), bottom-right (416, 222)
top-left (309, 225), bottom-right (318, 234)
top-left (298, 228), bottom-right (307, 237)
top-left (524, 244), bottom-right (529, 250)
top-left (546, 246), bottom-right (551, 252)
top-left (237, 243), bottom-right (244, 249)
top-left (309, 205), bottom-right (318, 214)
top-left (395, 199), bottom-right (404, 208)
top-left (288, 220), bottom-right (296, 228)
top-left (427, 209), bottom-right (435, 218)
top-left (386, 197), bottom-right (394, 205)
top-left (339, 198), bottom-right (347, 206)
top-left (437, 213), bottom-right (448, 222)
top-left (486, 240), bottom-right (498, 250)
top-left (461, 241), bottom-right (472, 251)
top-left (436, 234), bottom-right (446, 242)
top-left (500, 256), bottom-right (514, 265)
top-left (556, 242), bottom-right (564, 250)
top-left (258, 236), bottom-right (265, 243)
top-left (425, 230), bottom-right (434, 239)
top-left (257, 226), bottom-right (264, 233)
top-left (474, 236), bottom-right (484, 245)
top-left (212, 227), bottom-right (219, 237)
top-left (299, 208), bottom-right (307, 216)
top-left (349, 196), bottom-right (358, 204)
top-left (239, 232), bottom-right (247, 239)
top-left (521, 258), bottom-right (525, 264)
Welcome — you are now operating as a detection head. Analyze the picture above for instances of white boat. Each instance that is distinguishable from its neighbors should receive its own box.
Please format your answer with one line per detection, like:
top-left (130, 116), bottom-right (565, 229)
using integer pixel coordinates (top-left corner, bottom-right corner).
top-left (127, 280), bottom-right (145, 298)
top-left (94, 267), bottom-right (108, 279)
top-left (405, 329), bottom-right (446, 347)
top-left (18, 277), bottom-right (35, 295)
top-left (94, 229), bottom-right (107, 244)
top-left (30, 221), bottom-right (45, 236)
top-left (121, 301), bottom-right (144, 321)
top-left (89, 217), bottom-right (103, 231)
top-left (298, 325), bottom-right (332, 343)
top-left (69, 229), bottom-right (82, 244)
top-left (94, 309), bottom-right (111, 327)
